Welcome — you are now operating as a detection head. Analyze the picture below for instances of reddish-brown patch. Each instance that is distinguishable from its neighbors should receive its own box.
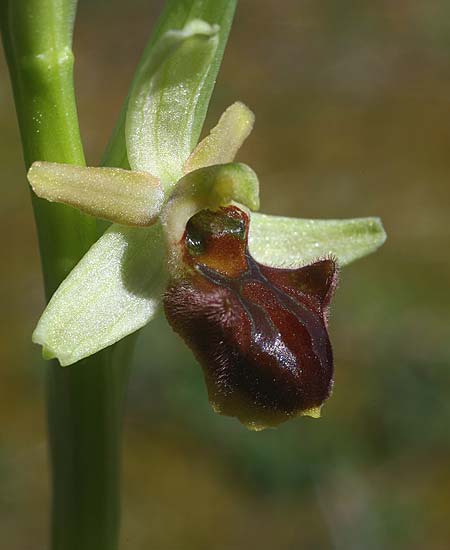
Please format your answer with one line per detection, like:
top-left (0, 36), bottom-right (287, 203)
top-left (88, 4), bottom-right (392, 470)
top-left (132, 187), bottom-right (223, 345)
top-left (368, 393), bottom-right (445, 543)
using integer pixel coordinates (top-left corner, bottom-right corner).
top-left (164, 206), bottom-right (338, 428)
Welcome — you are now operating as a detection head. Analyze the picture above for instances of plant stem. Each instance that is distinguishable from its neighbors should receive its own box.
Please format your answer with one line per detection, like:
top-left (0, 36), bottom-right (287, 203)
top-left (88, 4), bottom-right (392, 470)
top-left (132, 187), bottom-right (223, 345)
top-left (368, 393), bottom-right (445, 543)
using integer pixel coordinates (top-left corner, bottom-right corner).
top-left (1, 1), bottom-right (128, 548)
top-left (0, 0), bottom-right (95, 295)
top-left (1, 0), bottom-right (237, 547)
top-left (47, 338), bottom-right (134, 550)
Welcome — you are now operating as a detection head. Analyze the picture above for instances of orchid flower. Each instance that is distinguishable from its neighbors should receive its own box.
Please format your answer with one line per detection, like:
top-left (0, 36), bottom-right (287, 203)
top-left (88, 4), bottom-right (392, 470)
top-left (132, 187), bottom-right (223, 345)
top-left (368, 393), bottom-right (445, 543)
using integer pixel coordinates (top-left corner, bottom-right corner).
top-left (27, 19), bottom-right (386, 429)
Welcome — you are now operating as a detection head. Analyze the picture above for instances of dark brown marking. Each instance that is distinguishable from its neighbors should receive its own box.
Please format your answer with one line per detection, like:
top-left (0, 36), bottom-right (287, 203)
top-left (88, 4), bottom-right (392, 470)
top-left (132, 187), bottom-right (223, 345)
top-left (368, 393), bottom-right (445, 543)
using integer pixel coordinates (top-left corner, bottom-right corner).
top-left (164, 206), bottom-right (338, 428)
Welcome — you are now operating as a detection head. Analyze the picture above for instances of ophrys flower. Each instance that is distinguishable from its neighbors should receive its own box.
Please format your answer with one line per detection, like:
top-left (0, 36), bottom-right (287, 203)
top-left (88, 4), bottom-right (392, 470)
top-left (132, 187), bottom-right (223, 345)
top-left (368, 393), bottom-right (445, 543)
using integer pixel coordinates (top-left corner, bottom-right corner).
top-left (27, 19), bottom-right (386, 429)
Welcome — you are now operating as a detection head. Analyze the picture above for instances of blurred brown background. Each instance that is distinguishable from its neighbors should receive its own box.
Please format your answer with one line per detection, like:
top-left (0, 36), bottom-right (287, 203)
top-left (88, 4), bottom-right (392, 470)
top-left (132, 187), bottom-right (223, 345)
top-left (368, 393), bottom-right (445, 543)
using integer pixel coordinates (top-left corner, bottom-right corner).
top-left (1, 0), bottom-right (450, 548)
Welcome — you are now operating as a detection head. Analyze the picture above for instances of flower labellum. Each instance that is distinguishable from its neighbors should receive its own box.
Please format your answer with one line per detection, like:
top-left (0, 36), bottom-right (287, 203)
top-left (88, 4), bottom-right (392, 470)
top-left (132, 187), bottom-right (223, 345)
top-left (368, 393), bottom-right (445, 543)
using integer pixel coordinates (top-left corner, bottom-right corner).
top-left (164, 206), bottom-right (338, 430)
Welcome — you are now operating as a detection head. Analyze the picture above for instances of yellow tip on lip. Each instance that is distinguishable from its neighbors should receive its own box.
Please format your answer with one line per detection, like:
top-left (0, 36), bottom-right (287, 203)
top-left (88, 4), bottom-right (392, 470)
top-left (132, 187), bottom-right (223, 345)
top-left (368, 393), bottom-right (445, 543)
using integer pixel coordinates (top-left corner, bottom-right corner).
top-left (301, 406), bottom-right (322, 419)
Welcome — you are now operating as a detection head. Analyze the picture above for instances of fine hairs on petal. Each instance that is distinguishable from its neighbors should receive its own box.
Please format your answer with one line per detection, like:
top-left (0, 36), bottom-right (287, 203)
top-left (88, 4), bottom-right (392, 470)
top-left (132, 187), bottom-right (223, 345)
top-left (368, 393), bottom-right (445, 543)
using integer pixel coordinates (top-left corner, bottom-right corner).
top-left (28, 162), bottom-right (164, 226)
top-left (184, 101), bottom-right (255, 173)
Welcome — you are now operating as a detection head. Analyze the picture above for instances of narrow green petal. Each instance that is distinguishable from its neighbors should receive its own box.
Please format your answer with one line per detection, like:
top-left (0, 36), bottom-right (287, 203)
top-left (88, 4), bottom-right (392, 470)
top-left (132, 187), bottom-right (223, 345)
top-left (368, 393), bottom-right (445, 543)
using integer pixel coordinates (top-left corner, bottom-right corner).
top-left (28, 161), bottom-right (163, 226)
top-left (248, 213), bottom-right (386, 268)
top-left (184, 102), bottom-right (255, 173)
top-left (162, 163), bottom-right (260, 252)
top-left (32, 223), bottom-right (167, 366)
top-left (126, 19), bottom-right (219, 187)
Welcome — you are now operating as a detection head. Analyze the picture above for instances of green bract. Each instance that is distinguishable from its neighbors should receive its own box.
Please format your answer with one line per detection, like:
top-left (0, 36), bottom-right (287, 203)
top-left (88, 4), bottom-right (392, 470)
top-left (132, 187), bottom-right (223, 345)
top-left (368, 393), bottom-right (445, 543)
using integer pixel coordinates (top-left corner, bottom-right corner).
top-left (28, 15), bottom-right (386, 367)
top-left (126, 19), bottom-right (219, 187)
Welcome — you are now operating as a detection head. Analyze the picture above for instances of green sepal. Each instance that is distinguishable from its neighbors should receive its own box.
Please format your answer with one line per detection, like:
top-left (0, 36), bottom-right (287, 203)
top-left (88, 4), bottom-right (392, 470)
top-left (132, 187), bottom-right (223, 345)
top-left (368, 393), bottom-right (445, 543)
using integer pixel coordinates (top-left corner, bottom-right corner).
top-left (33, 223), bottom-right (167, 366)
top-left (248, 213), bottom-right (386, 268)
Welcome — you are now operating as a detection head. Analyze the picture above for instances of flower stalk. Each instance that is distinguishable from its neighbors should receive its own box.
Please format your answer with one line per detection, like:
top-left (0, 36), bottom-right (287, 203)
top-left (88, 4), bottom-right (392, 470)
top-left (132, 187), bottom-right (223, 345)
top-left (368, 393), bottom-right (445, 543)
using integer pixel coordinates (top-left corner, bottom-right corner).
top-left (1, 0), bottom-right (239, 547)
top-left (0, 1), bottom-right (128, 548)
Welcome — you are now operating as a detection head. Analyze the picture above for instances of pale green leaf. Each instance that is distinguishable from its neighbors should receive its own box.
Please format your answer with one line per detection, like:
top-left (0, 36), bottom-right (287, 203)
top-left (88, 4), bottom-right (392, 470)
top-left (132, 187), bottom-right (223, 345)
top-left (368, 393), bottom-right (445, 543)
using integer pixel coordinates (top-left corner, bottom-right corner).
top-left (249, 213), bottom-right (386, 268)
top-left (28, 161), bottom-right (163, 226)
top-left (33, 223), bottom-right (167, 366)
top-left (184, 102), bottom-right (255, 173)
top-left (126, 19), bottom-right (219, 187)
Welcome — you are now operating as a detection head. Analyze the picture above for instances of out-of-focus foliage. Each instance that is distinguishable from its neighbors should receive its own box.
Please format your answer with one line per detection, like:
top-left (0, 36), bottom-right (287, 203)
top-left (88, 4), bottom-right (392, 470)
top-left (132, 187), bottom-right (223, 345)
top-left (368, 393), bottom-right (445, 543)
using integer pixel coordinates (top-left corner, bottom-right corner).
top-left (1, 0), bottom-right (449, 548)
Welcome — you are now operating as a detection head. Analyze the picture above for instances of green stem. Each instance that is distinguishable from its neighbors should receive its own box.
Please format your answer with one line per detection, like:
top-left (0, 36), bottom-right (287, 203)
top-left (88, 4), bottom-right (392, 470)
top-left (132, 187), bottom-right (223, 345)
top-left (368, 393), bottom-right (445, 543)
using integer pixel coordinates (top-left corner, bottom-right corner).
top-left (0, 0), bottom-right (95, 295)
top-left (1, 0), bottom-right (237, 547)
top-left (47, 337), bottom-right (134, 550)
top-left (1, 1), bottom-right (128, 548)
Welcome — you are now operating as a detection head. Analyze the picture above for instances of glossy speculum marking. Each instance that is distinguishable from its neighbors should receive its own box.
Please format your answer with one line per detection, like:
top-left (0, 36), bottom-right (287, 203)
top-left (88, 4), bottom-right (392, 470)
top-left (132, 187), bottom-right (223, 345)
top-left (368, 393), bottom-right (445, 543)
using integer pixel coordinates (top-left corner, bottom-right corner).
top-left (164, 206), bottom-right (338, 430)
